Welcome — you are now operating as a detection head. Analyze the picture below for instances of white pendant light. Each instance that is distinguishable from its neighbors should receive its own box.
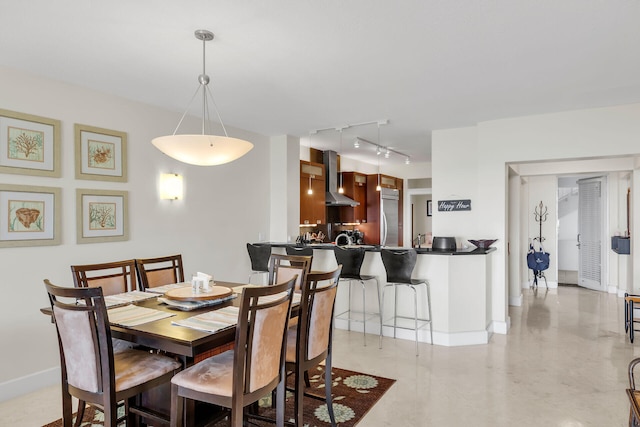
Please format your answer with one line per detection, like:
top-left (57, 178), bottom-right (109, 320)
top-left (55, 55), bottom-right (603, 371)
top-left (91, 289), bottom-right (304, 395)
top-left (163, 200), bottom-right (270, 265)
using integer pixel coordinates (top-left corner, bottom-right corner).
top-left (152, 30), bottom-right (253, 166)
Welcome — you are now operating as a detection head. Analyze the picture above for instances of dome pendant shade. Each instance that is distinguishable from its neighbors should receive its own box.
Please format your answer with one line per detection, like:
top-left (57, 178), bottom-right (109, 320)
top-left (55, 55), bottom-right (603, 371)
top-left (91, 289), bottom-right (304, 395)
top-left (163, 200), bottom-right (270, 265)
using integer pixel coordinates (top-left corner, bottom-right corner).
top-left (152, 29), bottom-right (253, 166)
top-left (152, 134), bottom-right (253, 166)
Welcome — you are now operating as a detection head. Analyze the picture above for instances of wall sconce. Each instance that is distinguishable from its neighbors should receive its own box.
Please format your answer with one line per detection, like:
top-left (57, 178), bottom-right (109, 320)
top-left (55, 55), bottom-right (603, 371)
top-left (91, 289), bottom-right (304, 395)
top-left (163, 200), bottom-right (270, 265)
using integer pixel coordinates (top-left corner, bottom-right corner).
top-left (160, 173), bottom-right (183, 200)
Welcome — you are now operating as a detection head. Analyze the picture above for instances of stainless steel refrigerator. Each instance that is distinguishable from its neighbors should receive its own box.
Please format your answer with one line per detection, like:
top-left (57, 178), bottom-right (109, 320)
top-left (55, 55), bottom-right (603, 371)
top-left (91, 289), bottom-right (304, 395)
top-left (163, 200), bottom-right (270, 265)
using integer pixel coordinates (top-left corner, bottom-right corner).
top-left (380, 188), bottom-right (400, 246)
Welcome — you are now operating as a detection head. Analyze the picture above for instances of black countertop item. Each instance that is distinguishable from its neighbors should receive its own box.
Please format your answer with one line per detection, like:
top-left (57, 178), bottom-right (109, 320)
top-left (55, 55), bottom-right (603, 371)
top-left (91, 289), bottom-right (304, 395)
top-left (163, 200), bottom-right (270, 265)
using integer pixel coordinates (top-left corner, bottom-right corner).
top-left (252, 242), bottom-right (495, 255)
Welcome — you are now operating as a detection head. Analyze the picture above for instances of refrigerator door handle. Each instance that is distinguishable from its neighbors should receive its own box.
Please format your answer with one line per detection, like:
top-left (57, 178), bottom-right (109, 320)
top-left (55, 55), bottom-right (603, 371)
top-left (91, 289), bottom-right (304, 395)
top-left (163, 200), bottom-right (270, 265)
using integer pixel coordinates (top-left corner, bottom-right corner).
top-left (382, 211), bottom-right (388, 246)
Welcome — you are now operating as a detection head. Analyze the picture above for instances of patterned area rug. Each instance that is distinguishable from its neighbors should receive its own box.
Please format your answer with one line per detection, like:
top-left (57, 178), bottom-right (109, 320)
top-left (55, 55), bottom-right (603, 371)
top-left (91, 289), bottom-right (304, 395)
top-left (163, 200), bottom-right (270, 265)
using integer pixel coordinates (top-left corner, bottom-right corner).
top-left (42, 366), bottom-right (395, 427)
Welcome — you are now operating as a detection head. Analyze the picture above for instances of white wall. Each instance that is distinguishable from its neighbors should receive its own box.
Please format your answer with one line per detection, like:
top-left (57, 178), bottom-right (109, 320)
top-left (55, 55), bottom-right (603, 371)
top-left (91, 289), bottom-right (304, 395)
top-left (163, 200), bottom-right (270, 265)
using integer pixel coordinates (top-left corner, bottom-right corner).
top-left (433, 103), bottom-right (640, 333)
top-left (0, 66), bottom-right (282, 399)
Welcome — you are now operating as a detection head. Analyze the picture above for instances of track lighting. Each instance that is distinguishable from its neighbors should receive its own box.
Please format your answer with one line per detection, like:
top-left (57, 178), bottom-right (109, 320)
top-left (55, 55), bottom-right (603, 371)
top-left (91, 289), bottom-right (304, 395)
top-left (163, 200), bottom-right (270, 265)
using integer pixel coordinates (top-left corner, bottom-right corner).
top-left (354, 139), bottom-right (360, 148)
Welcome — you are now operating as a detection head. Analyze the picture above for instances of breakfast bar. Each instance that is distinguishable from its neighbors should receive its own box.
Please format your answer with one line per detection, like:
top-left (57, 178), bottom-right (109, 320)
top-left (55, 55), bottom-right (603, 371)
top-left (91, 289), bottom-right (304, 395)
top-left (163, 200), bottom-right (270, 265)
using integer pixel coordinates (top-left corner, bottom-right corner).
top-left (253, 242), bottom-right (496, 346)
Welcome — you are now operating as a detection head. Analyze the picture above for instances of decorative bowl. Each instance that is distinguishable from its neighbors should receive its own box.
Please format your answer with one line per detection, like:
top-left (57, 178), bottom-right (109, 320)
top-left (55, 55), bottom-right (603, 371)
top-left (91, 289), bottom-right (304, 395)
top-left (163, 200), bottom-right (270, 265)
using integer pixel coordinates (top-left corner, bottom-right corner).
top-left (468, 239), bottom-right (497, 249)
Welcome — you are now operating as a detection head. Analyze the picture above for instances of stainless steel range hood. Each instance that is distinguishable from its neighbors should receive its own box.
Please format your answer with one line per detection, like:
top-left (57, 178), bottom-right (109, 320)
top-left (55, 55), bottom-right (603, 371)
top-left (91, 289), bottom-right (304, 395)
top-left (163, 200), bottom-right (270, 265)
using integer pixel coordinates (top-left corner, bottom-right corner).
top-left (323, 150), bottom-right (360, 207)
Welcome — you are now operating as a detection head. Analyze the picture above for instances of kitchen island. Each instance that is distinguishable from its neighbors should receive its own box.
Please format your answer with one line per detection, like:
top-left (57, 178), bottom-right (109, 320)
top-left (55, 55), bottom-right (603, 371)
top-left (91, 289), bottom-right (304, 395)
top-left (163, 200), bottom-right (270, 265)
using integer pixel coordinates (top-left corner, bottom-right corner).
top-left (252, 242), bottom-right (495, 346)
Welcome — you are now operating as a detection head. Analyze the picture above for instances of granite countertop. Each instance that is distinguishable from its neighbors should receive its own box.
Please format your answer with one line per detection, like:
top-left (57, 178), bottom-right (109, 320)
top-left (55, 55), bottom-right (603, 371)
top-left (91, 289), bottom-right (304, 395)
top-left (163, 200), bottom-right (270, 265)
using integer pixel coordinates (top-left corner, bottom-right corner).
top-left (253, 242), bottom-right (496, 255)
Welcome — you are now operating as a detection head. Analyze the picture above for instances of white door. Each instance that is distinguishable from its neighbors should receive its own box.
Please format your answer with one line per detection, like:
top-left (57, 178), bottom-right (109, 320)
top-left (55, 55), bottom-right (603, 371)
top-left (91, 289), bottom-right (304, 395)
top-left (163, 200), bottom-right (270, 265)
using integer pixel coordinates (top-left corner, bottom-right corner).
top-left (577, 177), bottom-right (606, 291)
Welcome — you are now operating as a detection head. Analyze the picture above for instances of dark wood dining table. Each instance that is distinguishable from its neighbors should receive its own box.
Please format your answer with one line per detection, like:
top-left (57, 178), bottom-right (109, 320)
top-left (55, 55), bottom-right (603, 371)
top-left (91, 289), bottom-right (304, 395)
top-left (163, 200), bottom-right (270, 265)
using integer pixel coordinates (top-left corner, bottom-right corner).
top-left (42, 281), bottom-right (297, 426)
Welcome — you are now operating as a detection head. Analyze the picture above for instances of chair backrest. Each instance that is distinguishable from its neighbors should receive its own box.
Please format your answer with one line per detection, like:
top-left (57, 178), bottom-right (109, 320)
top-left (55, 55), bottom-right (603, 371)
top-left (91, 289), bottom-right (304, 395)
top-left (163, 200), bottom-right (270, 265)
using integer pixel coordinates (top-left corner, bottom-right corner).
top-left (268, 253), bottom-right (312, 291)
top-left (333, 246), bottom-right (366, 279)
top-left (296, 267), bottom-right (342, 364)
top-left (135, 254), bottom-right (184, 290)
top-left (234, 276), bottom-right (296, 399)
top-left (380, 249), bottom-right (417, 284)
top-left (71, 259), bottom-right (137, 295)
top-left (247, 243), bottom-right (272, 273)
top-left (44, 279), bottom-right (115, 399)
top-left (285, 246), bottom-right (314, 257)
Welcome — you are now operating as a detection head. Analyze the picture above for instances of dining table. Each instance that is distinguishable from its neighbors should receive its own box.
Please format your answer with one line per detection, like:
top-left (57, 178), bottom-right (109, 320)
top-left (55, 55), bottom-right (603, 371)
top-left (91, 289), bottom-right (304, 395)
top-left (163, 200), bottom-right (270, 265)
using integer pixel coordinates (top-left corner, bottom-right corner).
top-left (41, 280), bottom-right (299, 426)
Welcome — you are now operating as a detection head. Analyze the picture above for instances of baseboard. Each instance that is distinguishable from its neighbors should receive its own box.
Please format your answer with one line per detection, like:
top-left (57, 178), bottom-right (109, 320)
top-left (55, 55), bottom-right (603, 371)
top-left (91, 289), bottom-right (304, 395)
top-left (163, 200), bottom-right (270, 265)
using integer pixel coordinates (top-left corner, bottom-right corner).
top-left (0, 366), bottom-right (59, 402)
top-left (490, 319), bottom-right (509, 335)
top-left (509, 293), bottom-right (523, 306)
top-left (608, 285), bottom-right (619, 294)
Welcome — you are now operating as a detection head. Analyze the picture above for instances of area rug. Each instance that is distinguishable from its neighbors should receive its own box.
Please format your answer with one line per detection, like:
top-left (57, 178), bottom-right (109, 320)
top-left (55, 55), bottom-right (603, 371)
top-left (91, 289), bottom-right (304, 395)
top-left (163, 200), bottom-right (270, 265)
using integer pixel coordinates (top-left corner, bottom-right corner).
top-left (43, 366), bottom-right (395, 427)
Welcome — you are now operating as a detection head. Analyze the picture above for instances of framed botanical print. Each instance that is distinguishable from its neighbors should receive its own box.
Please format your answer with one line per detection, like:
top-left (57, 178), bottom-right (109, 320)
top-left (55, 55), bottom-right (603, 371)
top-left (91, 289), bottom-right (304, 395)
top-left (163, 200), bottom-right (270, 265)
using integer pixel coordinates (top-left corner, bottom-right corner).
top-left (0, 184), bottom-right (61, 247)
top-left (75, 124), bottom-right (127, 182)
top-left (76, 188), bottom-right (129, 244)
top-left (0, 109), bottom-right (61, 177)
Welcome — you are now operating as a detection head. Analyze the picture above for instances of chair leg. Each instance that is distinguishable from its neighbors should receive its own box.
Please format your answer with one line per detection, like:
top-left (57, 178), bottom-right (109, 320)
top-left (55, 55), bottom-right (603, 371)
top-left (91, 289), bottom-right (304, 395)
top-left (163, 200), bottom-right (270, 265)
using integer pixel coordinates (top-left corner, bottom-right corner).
top-left (105, 400), bottom-right (120, 427)
top-left (347, 280), bottom-right (353, 332)
top-left (360, 280), bottom-right (367, 345)
top-left (426, 282), bottom-right (433, 345)
top-left (393, 284), bottom-right (398, 339)
top-left (626, 294), bottom-right (630, 333)
top-left (410, 284), bottom-right (419, 356)
top-left (170, 383), bottom-right (183, 427)
top-left (294, 365), bottom-right (305, 427)
top-left (61, 389), bottom-right (73, 427)
top-left (324, 353), bottom-right (337, 427)
top-left (374, 278), bottom-right (381, 337)
top-left (230, 402), bottom-right (243, 427)
top-left (379, 284), bottom-right (388, 349)
top-left (632, 301), bottom-right (636, 344)
top-left (74, 400), bottom-right (85, 427)
top-left (276, 368), bottom-right (285, 427)
top-left (304, 370), bottom-right (311, 388)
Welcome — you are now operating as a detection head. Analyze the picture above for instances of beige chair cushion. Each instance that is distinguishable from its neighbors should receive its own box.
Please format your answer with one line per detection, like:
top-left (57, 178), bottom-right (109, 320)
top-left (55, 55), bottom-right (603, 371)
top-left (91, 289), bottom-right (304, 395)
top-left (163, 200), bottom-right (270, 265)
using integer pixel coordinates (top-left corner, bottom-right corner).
top-left (171, 350), bottom-right (234, 396)
top-left (114, 349), bottom-right (181, 391)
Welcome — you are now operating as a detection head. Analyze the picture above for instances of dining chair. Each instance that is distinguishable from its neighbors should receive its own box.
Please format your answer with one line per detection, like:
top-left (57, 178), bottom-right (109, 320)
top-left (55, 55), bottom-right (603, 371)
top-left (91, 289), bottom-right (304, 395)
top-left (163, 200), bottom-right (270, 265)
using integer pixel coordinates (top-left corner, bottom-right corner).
top-left (247, 243), bottom-right (272, 285)
top-left (285, 246), bottom-right (314, 257)
top-left (135, 254), bottom-right (185, 290)
top-left (268, 253), bottom-right (312, 292)
top-left (628, 357), bottom-right (640, 427)
top-left (333, 246), bottom-right (380, 346)
top-left (44, 279), bottom-right (181, 427)
top-left (170, 276), bottom-right (297, 427)
top-left (71, 259), bottom-right (138, 295)
top-left (285, 266), bottom-right (342, 427)
top-left (379, 249), bottom-right (433, 355)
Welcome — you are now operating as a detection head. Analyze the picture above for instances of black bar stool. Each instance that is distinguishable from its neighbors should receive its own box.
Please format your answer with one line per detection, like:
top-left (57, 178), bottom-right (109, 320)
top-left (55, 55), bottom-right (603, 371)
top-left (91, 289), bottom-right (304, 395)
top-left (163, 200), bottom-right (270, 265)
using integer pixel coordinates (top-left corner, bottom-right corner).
top-left (247, 243), bottom-right (271, 284)
top-left (379, 248), bottom-right (433, 355)
top-left (333, 246), bottom-right (380, 346)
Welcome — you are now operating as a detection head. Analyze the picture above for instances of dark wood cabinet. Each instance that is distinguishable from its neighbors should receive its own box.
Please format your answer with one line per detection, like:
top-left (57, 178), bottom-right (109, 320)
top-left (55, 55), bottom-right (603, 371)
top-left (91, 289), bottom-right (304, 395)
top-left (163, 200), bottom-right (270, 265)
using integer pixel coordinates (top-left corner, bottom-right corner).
top-left (339, 172), bottom-right (367, 224)
top-left (300, 160), bottom-right (326, 225)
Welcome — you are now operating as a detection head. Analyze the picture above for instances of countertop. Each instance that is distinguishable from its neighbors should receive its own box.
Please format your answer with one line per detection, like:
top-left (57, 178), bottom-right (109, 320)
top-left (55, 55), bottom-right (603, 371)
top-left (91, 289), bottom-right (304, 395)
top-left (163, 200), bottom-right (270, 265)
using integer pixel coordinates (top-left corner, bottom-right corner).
top-left (253, 242), bottom-right (496, 255)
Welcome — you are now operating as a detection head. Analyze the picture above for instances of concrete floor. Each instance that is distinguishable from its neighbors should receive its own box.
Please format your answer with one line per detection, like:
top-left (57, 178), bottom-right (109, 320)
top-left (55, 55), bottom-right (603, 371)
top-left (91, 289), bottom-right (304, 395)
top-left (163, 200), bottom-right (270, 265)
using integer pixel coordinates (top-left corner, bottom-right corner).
top-left (1, 285), bottom-right (638, 426)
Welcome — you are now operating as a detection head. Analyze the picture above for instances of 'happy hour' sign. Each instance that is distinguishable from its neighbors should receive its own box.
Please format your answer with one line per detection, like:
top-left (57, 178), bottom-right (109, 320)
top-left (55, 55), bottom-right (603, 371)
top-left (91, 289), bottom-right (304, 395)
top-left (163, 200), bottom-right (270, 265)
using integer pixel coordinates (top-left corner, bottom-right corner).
top-left (438, 199), bottom-right (471, 212)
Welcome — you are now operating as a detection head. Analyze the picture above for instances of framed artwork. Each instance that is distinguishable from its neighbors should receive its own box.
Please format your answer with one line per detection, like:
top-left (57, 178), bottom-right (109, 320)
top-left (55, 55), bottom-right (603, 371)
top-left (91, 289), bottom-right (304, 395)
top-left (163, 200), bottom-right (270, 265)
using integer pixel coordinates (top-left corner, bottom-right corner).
top-left (75, 124), bottom-right (127, 182)
top-left (0, 184), bottom-right (61, 247)
top-left (427, 200), bottom-right (433, 217)
top-left (76, 188), bottom-right (129, 244)
top-left (0, 109), bottom-right (61, 177)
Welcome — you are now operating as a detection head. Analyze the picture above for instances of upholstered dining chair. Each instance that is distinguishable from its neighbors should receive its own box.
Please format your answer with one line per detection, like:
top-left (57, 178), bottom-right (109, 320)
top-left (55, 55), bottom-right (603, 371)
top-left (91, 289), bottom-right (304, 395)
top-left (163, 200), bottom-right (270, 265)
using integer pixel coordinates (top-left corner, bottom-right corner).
top-left (71, 259), bottom-right (138, 295)
top-left (379, 249), bottom-right (433, 355)
top-left (284, 266), bottom-right (342, 427)
top-left (170, 276), bottom-right (297, 427)
top-left (44, 279), bottom-right (181, 427)
top-left (247, 243), bottom-right (271, 284)
top-left (268, 253), bottom-right (312, 292)
top-left (628, 357), bottom-right (640, 427)
top-left (135, 254), bottom-right (185, 290)
top-left (333, 246), bottom-right (380, 345)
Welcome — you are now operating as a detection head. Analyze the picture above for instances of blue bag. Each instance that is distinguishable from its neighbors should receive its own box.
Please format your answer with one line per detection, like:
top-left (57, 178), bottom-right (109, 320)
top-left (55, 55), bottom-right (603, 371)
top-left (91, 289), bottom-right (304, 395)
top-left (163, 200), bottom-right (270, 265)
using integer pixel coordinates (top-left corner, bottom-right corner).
top-left (527, 244), bottom-right (550, 271)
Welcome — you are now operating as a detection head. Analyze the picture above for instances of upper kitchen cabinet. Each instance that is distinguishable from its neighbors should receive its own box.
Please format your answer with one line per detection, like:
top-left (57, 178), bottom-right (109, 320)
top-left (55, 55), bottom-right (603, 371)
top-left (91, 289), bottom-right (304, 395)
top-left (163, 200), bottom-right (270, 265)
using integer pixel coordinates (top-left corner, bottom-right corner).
top-left (339, 172), bottom-right (367, 224)
top-left (300, 160), bottom-right (326, 225)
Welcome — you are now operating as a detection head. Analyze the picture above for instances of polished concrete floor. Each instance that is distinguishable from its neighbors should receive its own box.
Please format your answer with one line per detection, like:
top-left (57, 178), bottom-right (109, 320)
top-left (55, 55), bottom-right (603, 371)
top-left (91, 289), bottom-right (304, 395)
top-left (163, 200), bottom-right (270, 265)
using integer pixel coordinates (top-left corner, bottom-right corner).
top-left (1, 286), bottom-right (638, 426)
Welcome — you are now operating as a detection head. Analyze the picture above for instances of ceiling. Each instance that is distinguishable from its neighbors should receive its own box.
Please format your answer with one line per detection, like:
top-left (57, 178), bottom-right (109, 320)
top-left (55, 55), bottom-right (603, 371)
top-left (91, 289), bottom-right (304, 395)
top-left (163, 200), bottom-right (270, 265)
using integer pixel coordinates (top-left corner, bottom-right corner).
top-left (2, 1), bottom-right (640, 165)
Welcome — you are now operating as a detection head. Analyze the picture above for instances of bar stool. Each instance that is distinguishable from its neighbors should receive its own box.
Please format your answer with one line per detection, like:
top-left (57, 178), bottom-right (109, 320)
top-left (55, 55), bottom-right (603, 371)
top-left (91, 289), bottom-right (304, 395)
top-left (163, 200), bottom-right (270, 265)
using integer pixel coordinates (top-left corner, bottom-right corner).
top-left (285, 246), bottom-right (313, 257)
top-left (379, 249), bottom-right (433, 355)
top-left (333, 246), bottom-right (380, 346)
top-left (247, 243), bottom-right (271, 284)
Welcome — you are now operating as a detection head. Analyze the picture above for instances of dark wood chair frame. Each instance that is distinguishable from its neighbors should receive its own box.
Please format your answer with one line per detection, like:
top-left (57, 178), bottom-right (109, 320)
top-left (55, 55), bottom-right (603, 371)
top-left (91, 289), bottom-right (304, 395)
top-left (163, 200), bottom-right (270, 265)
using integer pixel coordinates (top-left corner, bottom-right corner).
top-left (135, 254), bottom-right (185, 290)
top-left (288, 267), bottom-right (342, 427)
top-left (170, 276), bottom-right (297, 427)
top-left (268, 253), bottom-right (312, 290)
top-left (71, 259), bottom-right (138, 295)
top-left (627, 357), bottom-right (640, 427)
top-left (44, 279), bottom-right (180, 427)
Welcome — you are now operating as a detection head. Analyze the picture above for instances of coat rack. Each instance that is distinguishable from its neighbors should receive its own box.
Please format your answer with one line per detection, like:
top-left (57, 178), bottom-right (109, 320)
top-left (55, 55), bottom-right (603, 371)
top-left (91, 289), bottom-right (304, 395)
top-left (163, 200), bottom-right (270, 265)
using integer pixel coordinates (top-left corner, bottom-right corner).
top-left (533, 201), bottom-right (548, 242)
